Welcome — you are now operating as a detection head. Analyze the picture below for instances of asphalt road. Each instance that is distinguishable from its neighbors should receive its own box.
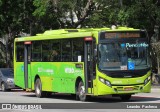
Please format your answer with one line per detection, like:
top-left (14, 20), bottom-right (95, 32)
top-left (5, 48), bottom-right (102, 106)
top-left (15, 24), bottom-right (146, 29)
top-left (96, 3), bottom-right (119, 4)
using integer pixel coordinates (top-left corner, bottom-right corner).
top-left (0, 87), bottom-right (160, 103)
top-left (0, 87), bottom-right (159, 112)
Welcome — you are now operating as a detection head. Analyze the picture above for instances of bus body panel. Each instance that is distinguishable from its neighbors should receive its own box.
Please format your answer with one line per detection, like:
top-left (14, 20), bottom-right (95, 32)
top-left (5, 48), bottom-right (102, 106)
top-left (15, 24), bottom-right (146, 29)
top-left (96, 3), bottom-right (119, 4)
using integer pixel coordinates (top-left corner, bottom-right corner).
top-left (95, 80), bottom-right (151, 95)
top-left (14, 62), bottom-right (25, 89)
top-left (30, 62), bottom-right (84, 93)
top-left (28, 64), bottom-right (31, 89)
top-left (31, 62), bottom-right (53, 92)
top-left (94, 70), bottom-right (151, 95)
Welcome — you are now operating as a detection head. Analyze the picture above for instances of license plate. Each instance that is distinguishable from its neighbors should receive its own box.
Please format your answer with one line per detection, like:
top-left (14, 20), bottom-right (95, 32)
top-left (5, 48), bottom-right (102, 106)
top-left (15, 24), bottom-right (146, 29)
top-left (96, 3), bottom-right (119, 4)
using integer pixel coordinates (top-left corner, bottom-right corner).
top-left (124, 87), bottom-right (133, 91)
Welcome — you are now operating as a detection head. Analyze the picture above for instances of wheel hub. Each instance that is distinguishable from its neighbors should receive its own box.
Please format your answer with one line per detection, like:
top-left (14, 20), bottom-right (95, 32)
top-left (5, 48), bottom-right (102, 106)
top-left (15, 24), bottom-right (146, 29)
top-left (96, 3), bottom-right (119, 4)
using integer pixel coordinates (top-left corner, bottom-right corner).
top-left (36, 84), bottom-right (40, 94)
top-left (80, 86), bottom-right (85, 96)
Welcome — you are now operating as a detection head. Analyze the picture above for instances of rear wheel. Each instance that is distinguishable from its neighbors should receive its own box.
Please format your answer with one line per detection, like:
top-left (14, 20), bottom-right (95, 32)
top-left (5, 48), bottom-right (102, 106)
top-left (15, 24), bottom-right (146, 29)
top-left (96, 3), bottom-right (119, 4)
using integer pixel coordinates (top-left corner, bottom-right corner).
top-left (120, 94), bottom-right (132, 101)
top-left (35, 78), bottom-right (45, 98)
top-left (1, 83), bottom-right (7, 92)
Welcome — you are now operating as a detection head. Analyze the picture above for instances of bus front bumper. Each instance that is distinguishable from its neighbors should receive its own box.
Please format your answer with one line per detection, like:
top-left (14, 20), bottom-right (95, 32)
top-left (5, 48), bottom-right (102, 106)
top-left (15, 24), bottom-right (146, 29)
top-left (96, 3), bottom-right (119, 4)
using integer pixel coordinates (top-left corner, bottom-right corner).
top-left (96, 81), bottom-right (151, 95)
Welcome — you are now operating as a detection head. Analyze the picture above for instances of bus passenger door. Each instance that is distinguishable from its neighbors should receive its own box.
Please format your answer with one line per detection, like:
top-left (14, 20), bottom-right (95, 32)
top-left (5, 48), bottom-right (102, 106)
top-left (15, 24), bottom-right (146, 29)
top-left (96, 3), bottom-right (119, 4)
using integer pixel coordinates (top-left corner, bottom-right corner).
top-left (84, 37), bottom-right (95, 94)
top-left (24, 42), bottom-right (32, 89)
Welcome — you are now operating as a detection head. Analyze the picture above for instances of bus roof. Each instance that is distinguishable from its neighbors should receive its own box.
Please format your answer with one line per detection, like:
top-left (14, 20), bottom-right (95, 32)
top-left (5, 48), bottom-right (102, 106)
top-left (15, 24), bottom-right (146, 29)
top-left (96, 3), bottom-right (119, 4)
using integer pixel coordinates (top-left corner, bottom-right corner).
top-left (15, 26), bottom-right (140, 42)
top-left (15, 31), bottom-right (92, 42)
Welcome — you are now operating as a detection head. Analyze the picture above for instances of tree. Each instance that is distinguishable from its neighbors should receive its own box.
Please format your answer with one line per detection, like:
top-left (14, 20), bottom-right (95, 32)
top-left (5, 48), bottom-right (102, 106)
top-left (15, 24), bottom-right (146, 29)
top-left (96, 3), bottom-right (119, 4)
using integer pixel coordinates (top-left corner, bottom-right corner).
top-left (33, 0), bottom-right (107, 28)
top-left (0, 0), bottom-right (36, 67)
top-left (0, 0), bottom-right (160, 69)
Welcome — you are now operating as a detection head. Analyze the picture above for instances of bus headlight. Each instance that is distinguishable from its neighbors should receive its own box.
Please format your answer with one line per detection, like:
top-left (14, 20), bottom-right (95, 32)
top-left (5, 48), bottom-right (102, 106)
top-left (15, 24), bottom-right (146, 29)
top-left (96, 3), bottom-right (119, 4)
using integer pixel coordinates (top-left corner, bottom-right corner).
top-left (99, 77), bottom-right (112, 87)
top-left (144, 76), bottom-right (151, 85)
top-left (99, 77), bottom-right (105, 83)
top-left (105, 80), bottom-right (112, 87)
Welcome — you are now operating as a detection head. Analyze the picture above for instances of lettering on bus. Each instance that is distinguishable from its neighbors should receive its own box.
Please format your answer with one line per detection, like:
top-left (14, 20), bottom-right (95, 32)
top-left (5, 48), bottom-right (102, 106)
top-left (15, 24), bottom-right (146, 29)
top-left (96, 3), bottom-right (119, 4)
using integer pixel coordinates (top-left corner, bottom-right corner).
top-left (38, 67), bottom-right (54, 74)
top-left (74, 70), bottom-right (82, 76)
top-left (126, 43), bottom-right (148, 47)
top-left (112, 80), bottom-right (122, 84)
top-left (121, 43), bottom-right (148, 48)
top-left (105, 32), bottom-right (140, 38)
top-left (65, 68), bottom-right (75, 74)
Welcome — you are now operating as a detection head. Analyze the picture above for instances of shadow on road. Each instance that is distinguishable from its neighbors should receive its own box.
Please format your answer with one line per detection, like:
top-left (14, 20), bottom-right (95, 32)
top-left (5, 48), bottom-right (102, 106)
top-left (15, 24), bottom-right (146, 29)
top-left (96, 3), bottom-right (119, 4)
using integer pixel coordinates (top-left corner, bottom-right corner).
top-left (21, 93), bottom-right (160, 103)
top-left (0, 89), bottom-right (24, 92)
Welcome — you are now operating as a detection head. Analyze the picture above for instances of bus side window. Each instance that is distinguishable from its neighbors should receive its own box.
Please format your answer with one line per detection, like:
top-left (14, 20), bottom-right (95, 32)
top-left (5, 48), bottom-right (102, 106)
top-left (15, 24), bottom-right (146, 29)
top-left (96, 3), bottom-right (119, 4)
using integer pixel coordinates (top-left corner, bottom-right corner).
top-left (16, 42), bottom-right (24, 62)
top-left (32, 41), bottom-right (42, 61)
top-left (62, 40), bottom-right (71, 62)
top-left (50, 50), bottom-right (59, 61)
top-left (51, 40), bottom-right (61, 62)
top-left (42, 40), bottom-right (50, 62)
top-left (73, 38), bottom-right (84, 62)
top-left (73, 51), bottom-right (81, 62)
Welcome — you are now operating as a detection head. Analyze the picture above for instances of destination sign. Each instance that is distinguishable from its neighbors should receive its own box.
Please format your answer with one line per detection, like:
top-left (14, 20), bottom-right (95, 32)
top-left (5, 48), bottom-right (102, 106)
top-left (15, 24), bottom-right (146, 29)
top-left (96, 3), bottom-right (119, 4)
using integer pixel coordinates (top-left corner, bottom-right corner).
top-left (105, 32), bottom-right (140, 38)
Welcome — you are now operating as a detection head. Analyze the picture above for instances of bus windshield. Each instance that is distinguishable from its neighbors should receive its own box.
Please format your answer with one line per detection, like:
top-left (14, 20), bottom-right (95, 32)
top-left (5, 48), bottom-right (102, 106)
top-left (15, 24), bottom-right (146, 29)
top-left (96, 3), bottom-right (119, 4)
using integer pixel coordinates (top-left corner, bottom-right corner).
top-left (98, 41), bottom-right (150, 71)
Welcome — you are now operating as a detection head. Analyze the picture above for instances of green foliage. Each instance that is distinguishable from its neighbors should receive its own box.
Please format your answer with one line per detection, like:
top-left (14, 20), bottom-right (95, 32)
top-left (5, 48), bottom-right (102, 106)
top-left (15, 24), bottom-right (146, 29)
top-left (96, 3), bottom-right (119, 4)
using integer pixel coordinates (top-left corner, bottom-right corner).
top-left (0, 0), bottom-right (160, 67)
top-left (0, 0), bottom-right (160, 35)
top-left (33, 0), bottom-right (48, 17)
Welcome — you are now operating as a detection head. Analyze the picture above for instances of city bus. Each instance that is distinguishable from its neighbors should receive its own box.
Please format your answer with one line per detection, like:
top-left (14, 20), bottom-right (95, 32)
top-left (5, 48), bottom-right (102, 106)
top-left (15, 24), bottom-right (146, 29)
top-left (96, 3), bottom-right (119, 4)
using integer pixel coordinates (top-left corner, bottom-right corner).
top-left (14, 26), bottom-right (151, 101)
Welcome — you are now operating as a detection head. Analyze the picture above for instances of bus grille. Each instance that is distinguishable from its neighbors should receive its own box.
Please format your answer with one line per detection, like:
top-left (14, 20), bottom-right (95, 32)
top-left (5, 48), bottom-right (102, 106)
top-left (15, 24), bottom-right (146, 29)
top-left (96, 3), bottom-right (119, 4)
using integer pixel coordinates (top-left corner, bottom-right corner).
top-left (115, 86), bottom-right (140, 91)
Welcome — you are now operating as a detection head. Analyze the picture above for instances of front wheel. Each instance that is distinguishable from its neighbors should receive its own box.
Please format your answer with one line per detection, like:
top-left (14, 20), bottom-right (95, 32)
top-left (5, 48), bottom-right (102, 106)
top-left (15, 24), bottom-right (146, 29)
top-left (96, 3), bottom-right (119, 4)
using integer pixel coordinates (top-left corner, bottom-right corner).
top-left (76, 81), bottom-right (89, 101)
top-left (35, 78), bottom-right (45, 98)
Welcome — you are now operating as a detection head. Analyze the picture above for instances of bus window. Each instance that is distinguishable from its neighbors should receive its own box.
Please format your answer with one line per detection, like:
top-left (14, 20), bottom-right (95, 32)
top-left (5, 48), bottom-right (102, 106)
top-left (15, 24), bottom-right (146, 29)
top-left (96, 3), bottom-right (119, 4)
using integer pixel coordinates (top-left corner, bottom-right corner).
top-left (50, 40), bottom-right (61, 62)
top-left (16, 42), bottom-right (24, 62)
top-left (73, 38), bottom-right (84, 62)
top-left (32, 41), bottom-right (42, 61)
top-left (42, 40), bottom-right (51, 62)
top-left (62, 40), bottom-right (71, 62)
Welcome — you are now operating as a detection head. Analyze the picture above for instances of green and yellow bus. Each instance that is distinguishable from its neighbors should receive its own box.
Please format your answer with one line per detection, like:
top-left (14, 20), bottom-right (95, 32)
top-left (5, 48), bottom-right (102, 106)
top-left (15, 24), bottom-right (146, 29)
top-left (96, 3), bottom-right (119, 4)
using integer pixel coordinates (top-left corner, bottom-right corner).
top-left (14, 26), bottom-right (151, 101)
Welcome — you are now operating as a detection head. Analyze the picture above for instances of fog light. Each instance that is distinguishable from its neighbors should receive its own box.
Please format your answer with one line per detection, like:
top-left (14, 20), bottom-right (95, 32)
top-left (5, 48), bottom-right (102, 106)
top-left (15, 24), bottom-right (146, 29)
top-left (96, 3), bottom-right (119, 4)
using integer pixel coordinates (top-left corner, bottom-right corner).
top-left (114, 88), bottom-right (118, 92)
top-left (140, 87), bottom-right (143, 90)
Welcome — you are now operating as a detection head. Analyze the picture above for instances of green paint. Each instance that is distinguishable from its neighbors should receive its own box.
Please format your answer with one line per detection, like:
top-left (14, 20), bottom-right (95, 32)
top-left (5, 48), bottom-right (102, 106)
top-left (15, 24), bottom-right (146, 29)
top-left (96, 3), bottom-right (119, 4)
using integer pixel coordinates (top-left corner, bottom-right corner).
top-left (15, 62), bottom-right (84, 93)
top-left (14, 27), bottom-right (151, 97)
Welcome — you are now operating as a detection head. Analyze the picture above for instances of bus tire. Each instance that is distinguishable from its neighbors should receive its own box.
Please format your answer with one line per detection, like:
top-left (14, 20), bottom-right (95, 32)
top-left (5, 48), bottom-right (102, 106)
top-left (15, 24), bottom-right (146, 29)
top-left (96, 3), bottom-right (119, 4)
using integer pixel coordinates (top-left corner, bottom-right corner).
top-left (76, 81), bottom-right (88, 101)
top-left (35, 78), bottom-right (45, 98)
top-left (120, 94), bottom-right (131, 101)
